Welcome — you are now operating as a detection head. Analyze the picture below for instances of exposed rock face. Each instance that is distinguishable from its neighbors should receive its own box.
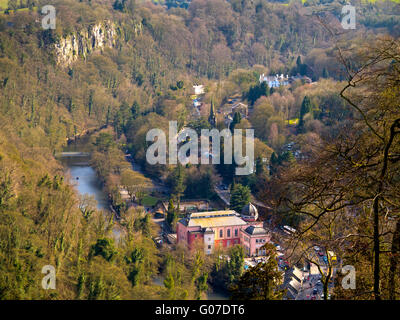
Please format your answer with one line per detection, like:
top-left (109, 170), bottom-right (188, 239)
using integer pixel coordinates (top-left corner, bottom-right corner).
top-left (54, 21), bottom-right (122, 66)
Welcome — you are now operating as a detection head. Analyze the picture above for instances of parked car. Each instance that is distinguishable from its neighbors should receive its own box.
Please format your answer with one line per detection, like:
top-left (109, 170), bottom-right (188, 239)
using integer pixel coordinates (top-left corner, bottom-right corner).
top-left (313, 288), bottom-right (318, 295)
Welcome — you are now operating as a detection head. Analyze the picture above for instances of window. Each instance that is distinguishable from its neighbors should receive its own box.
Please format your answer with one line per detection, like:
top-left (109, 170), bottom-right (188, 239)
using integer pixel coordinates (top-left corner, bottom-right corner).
top-left (227, 229), bottom-right (231, 237)
top-left (227, 240), bottom-right (231, 247)
top-left (220, 230), bottom-right (223, 238)
top-left (235, 229), bottom-right (238, 237)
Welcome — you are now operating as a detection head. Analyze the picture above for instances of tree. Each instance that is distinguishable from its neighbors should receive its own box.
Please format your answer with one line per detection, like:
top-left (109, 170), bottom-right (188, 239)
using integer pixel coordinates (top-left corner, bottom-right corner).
top-left (121, 170), bottom-right (152, 203)
top-left (268, 37), bottom-right (400, 301)
top-left (231, 244), bottom-right (284, 300)
top-left (164, 272), bottom-right (176, 299)
top-left (94, 132), bottom-right (115, 152)
top-left (296, 55), bottom-right (302, 68)
top-left (166, 199), bottom-right (178, 231)
top-left (229, 111), bottom-right (241, 131)
top-left (89, 238), bottom-right (118, 262)
top-left (230, 183), bottom-right (250, 213)
top-left (298, 95), bottom-right (312, 133)
top-left (171, 164), bottom-right (186, 207)
top-left (226, 245), bottom-right (245, 284)
top-left (126, 247), bottom-right (145, 287)
top-left (246, 81), bottom-right (269, 105)
top-left (195, 272), bottom-right (208, 300)
top-left (88, 89), bottom-right (94, 116)
top-left (130, 101), bottom-right (140, 120)
top-left (78, 194), bottom-right (97, 221)
top-left (322, 67), bottom-right (329, 79)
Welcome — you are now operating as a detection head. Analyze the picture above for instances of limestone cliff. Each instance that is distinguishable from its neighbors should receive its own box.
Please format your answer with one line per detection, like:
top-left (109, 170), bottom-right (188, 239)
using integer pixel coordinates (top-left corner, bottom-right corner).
top-left (54, 21), bottom-right (141, 66)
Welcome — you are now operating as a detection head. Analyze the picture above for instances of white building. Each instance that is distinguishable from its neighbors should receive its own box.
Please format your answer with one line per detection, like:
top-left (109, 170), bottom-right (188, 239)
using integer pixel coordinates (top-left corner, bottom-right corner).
top-left (193, 85), bottom-right (205, 95)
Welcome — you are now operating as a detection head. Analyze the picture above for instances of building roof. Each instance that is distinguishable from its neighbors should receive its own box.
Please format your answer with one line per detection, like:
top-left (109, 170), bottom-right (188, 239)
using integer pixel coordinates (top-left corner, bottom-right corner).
top-left (241, 202), bottom-right (258, 217)
top-left (243, 225), bottom-right (268, 236)
top-left (185, 210), bottom-right (248, 228)
top-left (292, 266), bottom-right (303, 282)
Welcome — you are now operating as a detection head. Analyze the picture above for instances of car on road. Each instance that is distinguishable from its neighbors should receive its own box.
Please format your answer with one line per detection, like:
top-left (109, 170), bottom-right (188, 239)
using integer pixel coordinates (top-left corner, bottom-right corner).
top-left (313, 288), bottom-right (318, 295)
top-left (318, 251), bottom-right (324, 256)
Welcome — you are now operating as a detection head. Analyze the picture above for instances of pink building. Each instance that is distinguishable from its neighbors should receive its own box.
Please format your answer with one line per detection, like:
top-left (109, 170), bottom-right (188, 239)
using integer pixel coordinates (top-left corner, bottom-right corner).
top-left (240, 225), bottom-right (271, 257)
top-left (176, 206), bottom-right (271, 256)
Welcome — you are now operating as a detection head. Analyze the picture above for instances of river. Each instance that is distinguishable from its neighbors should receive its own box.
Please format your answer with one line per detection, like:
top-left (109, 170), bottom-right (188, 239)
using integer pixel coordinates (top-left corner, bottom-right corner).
top-left (59, 150), bottom-right (122, 240)
top-left (59, 143), bottom-right (228, 300)
top-left (60, 154), bottom-right (108, 209)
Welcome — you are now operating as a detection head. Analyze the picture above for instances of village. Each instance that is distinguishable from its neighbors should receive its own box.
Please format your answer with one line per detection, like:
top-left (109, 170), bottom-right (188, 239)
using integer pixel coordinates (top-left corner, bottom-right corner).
top-left (113, 73), bottom-right (339, 300)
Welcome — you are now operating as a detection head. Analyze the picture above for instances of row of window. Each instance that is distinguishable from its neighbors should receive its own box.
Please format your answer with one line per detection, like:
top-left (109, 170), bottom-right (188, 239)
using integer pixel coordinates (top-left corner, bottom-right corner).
top-left (219, 228), bottom-right (239, 238)
top-left (256, 239), bottom-right (266, 243)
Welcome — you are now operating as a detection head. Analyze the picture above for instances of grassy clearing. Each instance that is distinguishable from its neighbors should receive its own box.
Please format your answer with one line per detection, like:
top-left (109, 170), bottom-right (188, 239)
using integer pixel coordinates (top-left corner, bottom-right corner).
top-left (141, 195), bottom-right (160, 207)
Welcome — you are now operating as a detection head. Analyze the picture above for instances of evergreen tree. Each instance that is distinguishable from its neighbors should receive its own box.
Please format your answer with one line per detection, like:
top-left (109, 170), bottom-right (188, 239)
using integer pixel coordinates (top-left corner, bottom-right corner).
top-left (171, 164), bottom-right (186, 207)
top-left (231, 244), bottom-right (284, 300)
top-left (230, 183), bottom-right (251, 213)
top-left (208, 98), bottom-right (216, 127)
top-left (269, 152), bottom-right (278, 175)
top-left (298, 95), bottom-right (312, 133)
top-left (229, 111), bottom-right (241, 131)
top-left (166, 198), bottom-right (178, 230)
top-left (322, 67), bottom-right (329, 79)
top-left (130, 101), bottom-right (140, 119)
top-left (296, 55), bottom-right (302, 67)
top-left (227, 245), bottom-right (245, 284)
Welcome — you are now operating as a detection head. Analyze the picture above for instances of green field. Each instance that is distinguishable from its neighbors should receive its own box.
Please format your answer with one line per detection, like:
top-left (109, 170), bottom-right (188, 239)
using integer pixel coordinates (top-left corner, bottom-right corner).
top-left (141, 195), bottom-right (160, 207)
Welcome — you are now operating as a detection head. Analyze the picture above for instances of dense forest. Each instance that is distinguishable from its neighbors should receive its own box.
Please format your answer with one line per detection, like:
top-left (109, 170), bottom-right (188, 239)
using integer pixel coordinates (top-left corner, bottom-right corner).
top-left (0, 0), bottom-right (400, 300)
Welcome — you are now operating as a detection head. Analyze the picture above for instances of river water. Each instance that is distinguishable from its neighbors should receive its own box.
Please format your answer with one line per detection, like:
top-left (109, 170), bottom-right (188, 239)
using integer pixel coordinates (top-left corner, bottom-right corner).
top-left (59, 145), bottom-right (228, 300)
top-left (61, 154), bottom-right (108, 209)
top-left (59, 151), bottom-right (122, 240)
